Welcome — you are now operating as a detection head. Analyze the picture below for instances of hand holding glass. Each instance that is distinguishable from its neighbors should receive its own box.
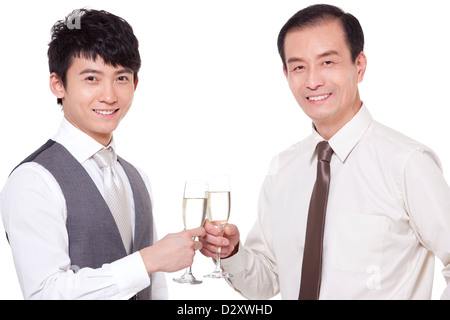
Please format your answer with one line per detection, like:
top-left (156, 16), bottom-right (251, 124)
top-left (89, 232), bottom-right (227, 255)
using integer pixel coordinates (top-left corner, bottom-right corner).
top-left (204, 175), bottom-right (233, 279)
top-left (173, 181), bottom-right (207, 284)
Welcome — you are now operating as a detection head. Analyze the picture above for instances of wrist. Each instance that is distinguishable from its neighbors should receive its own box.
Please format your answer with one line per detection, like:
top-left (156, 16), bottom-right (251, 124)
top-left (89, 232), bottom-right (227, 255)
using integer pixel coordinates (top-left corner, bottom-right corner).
top-left (139, 247), bottom-right (158, 274)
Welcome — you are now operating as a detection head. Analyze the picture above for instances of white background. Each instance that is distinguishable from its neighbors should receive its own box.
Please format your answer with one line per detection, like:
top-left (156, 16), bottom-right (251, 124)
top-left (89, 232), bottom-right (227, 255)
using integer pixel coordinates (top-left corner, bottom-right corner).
top-left (0, 0), bottom-right (449, 300)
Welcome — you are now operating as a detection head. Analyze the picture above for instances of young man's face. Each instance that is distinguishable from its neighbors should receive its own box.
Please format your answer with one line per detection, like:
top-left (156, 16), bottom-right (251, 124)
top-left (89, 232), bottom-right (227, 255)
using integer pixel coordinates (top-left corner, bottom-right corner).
top-left (283, 19), bottom-right (366, 138)
top-left (50, 56), bottom-right (137, 146)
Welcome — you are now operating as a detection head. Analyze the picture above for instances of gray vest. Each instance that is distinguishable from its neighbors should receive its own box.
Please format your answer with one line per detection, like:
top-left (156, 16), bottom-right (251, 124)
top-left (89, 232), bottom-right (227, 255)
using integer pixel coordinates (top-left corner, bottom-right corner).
top-left (15, 139), bottom-right (153, 299)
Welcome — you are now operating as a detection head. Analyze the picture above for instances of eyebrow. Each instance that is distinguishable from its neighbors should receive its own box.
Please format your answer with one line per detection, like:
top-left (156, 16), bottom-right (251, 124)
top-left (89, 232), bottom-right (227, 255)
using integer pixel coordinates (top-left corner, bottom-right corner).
top-left (287, 50), bottom-right (340, 64)
top-left (79, 68), bottom-right (133, 76)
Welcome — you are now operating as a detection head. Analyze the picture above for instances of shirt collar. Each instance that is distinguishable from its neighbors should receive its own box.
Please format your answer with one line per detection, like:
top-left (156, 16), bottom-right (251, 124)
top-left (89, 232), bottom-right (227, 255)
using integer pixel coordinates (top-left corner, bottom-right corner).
top-left (308, 103), bottom-right (373, 163)
top-left (53, 118), bottom-right (117, 164)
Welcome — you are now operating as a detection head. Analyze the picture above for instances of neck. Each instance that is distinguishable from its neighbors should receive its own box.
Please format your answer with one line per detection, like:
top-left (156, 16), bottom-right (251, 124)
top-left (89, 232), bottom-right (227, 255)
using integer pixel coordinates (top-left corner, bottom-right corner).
top-left (64, 117), bottom-right (113, 147)
top-left (96, 134), bottom-right (113, 147)
top-left (314, 100), bottom-right (362, 140)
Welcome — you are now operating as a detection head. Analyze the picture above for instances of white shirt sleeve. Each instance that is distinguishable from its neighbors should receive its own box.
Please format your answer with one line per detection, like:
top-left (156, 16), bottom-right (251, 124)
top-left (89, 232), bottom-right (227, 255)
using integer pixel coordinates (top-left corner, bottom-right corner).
top-left (401, 148), bottom-right (450, 299)
top-left (1, 162), bottom-right (163, 300)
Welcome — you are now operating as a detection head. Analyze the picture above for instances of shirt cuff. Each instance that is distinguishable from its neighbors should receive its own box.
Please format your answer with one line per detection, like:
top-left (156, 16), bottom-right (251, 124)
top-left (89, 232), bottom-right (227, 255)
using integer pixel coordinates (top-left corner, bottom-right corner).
top-left (110, 251), bottom-right (150, 299)
top-left (221, 242), bottom-right (247, 275)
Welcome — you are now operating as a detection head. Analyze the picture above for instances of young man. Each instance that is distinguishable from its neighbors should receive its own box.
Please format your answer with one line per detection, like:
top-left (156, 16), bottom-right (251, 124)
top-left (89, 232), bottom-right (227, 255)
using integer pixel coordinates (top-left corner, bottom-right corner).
top-left (0, 9), bottom-right (204, 300)
top-left (200, 4), bottom-right (450, 299)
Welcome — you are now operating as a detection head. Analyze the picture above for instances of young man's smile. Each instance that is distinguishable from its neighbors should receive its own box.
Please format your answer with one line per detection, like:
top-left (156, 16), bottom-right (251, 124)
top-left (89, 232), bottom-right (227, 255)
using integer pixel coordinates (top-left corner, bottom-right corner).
top-left (93, 108), bottom-right (120, 116)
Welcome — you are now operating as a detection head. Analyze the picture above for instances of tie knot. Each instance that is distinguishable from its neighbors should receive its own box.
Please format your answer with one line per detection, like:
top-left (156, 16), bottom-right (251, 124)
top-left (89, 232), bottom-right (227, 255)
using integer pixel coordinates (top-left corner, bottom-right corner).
top-left (93, 147), bottom-right (115, 169)
top-left (316, 141), bottom-right (333, 163)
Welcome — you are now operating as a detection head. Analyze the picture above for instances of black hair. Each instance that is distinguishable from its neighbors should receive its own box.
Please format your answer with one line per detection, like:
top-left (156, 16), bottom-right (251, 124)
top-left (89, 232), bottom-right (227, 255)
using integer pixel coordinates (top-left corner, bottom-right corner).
top-left (277, 4), bottom-right (364, 70)
top-left (48, 9), bottom-right (141, 105)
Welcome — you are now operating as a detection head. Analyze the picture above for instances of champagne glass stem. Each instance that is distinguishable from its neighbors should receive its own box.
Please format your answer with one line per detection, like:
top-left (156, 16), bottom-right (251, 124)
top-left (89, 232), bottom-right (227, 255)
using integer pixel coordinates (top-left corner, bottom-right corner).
top-left (184, 266), bottom-right (194, 278)
top-left (215, 246), bottom-right (223, 272)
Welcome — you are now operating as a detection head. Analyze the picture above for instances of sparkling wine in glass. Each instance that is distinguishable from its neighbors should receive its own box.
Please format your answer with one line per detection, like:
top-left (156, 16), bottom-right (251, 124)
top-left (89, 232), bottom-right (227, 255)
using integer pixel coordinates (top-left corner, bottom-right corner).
top-left (173, 180), bottom-right (208, 284)
top-left (204, 175), bottom-right (233, 279)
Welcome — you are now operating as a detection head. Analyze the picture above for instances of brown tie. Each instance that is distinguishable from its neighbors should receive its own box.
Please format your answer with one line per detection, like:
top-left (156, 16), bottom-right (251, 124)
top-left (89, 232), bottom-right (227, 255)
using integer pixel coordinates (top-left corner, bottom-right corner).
top-left (299, 141), bottom-right (333, 300)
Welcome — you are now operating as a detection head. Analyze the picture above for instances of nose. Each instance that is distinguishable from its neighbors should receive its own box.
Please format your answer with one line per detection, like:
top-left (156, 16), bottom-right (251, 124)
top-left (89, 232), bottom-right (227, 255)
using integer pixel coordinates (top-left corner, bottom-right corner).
top-left (306, 66), bottom-right (325, 90)
top-left (98, 82), bottom-right (118, 104)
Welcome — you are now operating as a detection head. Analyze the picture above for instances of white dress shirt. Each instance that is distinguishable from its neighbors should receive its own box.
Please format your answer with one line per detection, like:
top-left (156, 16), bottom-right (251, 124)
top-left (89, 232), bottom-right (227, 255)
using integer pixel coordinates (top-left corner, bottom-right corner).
top-left (0, 118), bottom-right (168, 300)
top-left (222, 104), bottom-right (450, 299)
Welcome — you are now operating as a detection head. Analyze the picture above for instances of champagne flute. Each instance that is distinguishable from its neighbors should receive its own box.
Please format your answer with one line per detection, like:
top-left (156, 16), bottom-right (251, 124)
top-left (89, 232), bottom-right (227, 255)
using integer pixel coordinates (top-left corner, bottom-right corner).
top-left (204, 175), bottom-right (233, 279)
top-left (173, 180), bottom-right (208, 284)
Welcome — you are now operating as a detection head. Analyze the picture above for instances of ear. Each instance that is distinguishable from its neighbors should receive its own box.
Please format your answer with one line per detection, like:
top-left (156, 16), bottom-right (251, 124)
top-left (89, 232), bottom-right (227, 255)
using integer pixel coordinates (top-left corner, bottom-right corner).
top-left (355, 51), bottom-right (367, 83)
top-left (49, 73), bottom-right (65, 100)
top-left (134, 76), bottom-right (139, 91)
top-left (283, 65), bottom-right (288, 79)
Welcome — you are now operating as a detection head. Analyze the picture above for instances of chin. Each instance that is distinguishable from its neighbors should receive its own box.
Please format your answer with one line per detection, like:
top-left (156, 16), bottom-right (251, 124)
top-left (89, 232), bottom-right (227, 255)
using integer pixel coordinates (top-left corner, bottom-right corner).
top-left (303, 106), bottom-right (335, 121)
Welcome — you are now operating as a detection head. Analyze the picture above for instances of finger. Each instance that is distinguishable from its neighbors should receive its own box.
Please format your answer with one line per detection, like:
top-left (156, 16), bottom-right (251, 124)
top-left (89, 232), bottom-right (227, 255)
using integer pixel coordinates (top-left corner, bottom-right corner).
top-left (199, 241), bottom-right (223, 257)
top-left (201, 243), bottom-right (235, 258)
top-left (202, 233), bottom-right (229, 247)
top-left (203, 220), bottom-right (218, 236)
top-left (201, 241), bottom-right (220, 254)
top-left (200, 247), bottom-right (216, 258)
top-left (218, 246), bottom-right (235, 258)
top-left (201, 236), bottom-right (233, 254)
top-left (193, 240), bottom-right (203, 251)
top-left (186, 226), bottom-right (206, 238)
top-left (223, 223), bottom-right (239, 237)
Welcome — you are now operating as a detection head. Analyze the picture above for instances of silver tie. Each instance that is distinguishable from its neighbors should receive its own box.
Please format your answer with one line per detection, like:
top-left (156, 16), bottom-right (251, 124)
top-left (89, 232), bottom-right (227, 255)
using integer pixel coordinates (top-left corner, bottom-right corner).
top-left (93, 147), bottom-right (132, 254)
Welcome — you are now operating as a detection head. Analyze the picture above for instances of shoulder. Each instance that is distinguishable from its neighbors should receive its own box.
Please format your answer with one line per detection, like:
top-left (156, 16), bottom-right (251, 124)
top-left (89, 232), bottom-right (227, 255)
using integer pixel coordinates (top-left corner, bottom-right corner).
top-left (3, 139), bottom-right (66, 206)
top-left (365, 121), bottom-right (442, 171)
top-left (1, 162), bottom-right (66, 229)
top-left (370, 121), bottom-right (428, 150)
top-left (4, 162), bottom-right (64, 201)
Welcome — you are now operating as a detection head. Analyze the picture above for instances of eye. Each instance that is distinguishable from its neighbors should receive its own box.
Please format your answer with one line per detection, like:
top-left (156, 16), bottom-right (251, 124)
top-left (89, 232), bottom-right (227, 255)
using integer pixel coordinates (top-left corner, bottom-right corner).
top-left (86, 76), bottom-right (97, 81)
top-left (323, 60), bottom-right (333, 66)
top-left (117, 76), bottom-right (129, 82)
top-left (291, 65), bottom-right (305, 72)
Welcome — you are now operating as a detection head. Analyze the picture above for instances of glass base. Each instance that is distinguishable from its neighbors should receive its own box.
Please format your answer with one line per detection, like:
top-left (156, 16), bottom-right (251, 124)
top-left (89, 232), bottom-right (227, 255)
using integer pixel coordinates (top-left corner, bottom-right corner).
top-left (173, 273), bottom-right (202, 285)
top-left (204, 271), bottom-right (233, 279)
